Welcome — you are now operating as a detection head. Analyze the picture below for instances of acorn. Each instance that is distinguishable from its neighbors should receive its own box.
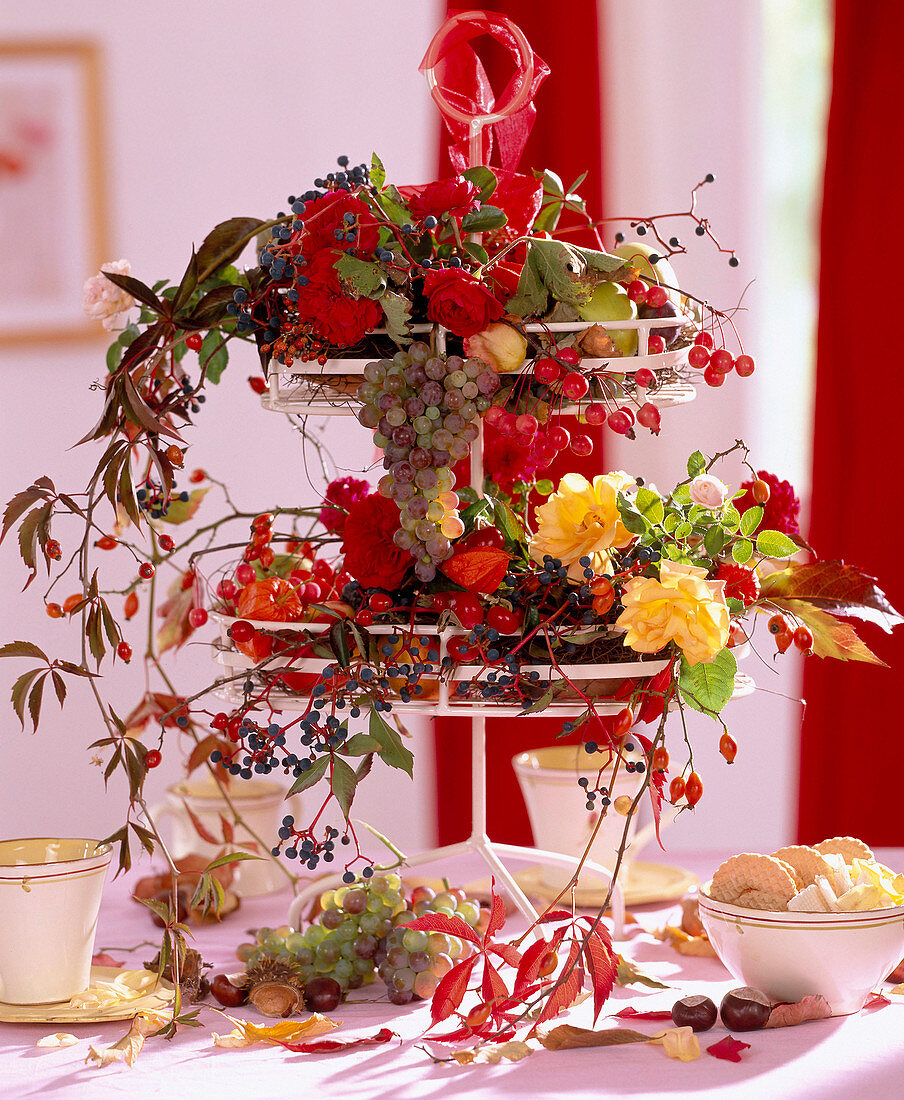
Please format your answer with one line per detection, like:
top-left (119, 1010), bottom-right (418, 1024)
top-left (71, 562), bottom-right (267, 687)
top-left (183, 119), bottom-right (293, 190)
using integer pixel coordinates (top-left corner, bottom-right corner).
top-left (239, 956), bottom-right (304, 1018)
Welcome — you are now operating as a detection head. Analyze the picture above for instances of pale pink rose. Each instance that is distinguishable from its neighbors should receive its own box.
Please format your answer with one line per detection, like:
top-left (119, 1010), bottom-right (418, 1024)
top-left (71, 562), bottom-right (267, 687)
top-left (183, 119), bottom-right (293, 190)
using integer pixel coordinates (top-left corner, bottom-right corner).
top-left (688, 473), bottom-right (729, 509)
top-left (82, 259), bottom-right (136, 331)
top-left (463, 322), bottom-right (527, 374)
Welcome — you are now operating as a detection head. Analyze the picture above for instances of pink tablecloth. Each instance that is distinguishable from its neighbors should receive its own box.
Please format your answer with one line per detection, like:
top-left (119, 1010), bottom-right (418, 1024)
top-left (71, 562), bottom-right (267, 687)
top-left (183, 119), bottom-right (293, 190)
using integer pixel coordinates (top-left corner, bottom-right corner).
top-left (1, 849), bottom-right (902, 1100)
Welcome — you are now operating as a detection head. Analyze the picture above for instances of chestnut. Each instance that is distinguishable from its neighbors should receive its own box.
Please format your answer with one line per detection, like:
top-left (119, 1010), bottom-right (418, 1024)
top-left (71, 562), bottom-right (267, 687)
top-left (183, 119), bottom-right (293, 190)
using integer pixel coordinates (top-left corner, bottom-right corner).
top-left (720, 986), bottom-right (772, 1031)
top-left (210, 973), bottom-right (247, 1008)
top-left (671, 994), bottom-right (717, 1032)
top-left (304, 976), bottom-right (342, 1013)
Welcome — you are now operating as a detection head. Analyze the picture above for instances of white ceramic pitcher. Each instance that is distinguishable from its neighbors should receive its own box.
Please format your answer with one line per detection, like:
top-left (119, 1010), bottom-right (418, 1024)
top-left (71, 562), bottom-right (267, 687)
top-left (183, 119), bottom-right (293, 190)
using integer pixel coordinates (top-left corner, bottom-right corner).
top-left (0, 837), bottom-right (112, 1004)
top-left (148, 777), bottom-right (301, 897)
top-left (513, 745), bottom-right (678, 890)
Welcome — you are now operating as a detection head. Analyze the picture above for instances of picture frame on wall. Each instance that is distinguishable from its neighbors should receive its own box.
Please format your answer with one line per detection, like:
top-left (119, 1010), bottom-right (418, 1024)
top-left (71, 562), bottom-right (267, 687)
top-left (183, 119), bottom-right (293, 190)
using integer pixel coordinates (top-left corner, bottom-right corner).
top-left (0, 41), bottom-right (108, 344)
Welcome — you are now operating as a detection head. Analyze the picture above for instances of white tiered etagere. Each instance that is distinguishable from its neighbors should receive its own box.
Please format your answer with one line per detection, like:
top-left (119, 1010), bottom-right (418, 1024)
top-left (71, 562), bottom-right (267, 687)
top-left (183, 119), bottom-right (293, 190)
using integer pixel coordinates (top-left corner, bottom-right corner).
top-left (252, 341), bottom-right (652, 937)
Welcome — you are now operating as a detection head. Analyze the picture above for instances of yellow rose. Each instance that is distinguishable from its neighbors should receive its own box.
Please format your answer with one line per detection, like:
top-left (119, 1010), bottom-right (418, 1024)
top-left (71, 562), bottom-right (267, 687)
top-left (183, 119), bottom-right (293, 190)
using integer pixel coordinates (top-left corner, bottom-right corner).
top-left (530, 471), bottom-right (635, 580)
top-left (616, 561), bottom-right (730, 666)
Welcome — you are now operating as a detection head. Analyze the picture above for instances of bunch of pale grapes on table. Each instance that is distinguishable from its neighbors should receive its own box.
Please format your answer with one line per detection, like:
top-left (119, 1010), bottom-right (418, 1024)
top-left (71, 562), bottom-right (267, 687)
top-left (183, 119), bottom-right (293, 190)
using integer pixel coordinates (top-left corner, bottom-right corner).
top-left (374, 884), bottom-right (484, 1005)
top-left (356, 342), bottom-right (499, 582)
top-left (237, 872), bottom-right (407, 994)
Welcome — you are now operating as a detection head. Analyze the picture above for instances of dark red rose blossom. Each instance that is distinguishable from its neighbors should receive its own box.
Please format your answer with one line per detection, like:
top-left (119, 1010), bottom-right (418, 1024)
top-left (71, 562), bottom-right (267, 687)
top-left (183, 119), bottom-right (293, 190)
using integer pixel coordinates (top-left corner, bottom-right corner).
top-left (340, 493), bottom-right (411, 590)
top-left (400, 176), bottom-right (481, 222)
top-left (735, 470), bottom-right (801, 536)
top-left (293, 250), bottom-right (382, 348)
top-left (319, 477), bottom-right (371, 536)
top-left (714, 563), bottom-right (760, 606)
top-left (299, 192), bottom-right (380, 256)
top-left (423, 269), bottom-right (504, 338)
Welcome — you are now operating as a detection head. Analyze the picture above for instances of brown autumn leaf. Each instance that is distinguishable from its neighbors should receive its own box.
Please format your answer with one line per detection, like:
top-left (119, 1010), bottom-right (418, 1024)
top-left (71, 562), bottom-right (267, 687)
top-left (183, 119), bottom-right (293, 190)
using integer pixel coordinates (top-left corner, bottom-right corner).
top-left (766, 995), bottom-right (832, 1028)
top-left (85, 1012), bottom-right (166, 1067)
top-left (537, 1024), bottom-right (650, 1051)
top-left (574, 323), bottom-right (618, 358)
top-left (615, 954), bottom-right (670, 990)
top-left (758, 560), bottom-right (902, 632)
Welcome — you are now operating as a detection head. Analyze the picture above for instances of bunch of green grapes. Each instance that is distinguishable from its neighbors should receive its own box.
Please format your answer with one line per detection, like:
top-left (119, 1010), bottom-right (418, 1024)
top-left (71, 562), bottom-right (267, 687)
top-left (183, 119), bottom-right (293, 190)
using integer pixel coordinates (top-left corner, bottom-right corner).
top-left (236, 872), bottom-right (406, 993)
top-left (374, 885), bottom-right (483, 1005)
top-left (356, 342), bottom-right (498, 582)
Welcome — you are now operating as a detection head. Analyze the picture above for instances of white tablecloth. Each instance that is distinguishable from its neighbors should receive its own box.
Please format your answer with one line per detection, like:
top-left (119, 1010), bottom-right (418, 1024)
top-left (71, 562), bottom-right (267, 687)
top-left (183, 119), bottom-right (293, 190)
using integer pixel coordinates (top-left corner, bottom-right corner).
top-left (1, 849), bottom-right (902, 1099)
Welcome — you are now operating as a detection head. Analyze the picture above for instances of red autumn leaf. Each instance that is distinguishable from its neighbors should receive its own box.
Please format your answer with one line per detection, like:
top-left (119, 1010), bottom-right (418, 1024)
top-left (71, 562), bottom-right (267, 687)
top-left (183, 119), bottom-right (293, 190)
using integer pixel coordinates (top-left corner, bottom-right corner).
top-left (429, 1021), bottom-right (493, 1043)
top-left (538, 909), bottom-right (576, 924)
top-left (707, 1035), bottom-right (751, 1062)
top-left (611, 1006), bottom-right (674, 1021)
top-left (758, 560), bottom-right (902, 632)
top-left (404, 913), bottom-right (481, 945)
top-left (91, 952), bottom-right (124, 968)
top-left (430, 956), bottom-right (478, 1025)
top-left (480, 957), bottom-right (509, 1014)
top-left (183, 800), bottom-right (220, 846)
top-left (515, 937), bottom-right (554, 995)
top-left (766, 995), bottom-right (832, 1028)
top-left (440, 546), bottom-right (511, 594)
top-left (123, 691), bottom-right (187, 732)
top-left (579, 923), bottom-right (618, 1022)
top-left (532, 940), bottom-right (583, 1029)
top-left (488, 941), bottom-right (521, 968)
top-left (485, 877), bottom-right (507, 939)
top-left (864, 992), bottom-right (891, 1010)
top-left (278, 1028), bottom-right (397, 1053)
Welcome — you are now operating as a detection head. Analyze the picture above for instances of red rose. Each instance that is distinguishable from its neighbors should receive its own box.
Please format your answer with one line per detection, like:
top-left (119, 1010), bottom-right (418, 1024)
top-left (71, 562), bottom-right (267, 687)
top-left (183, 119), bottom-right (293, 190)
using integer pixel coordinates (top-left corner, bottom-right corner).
top-left (293, 250), bottom-right (382, 348)
top-left (319, 476), bottom-right (371, 536)
top-left (423, 269), bottom-right (504, 338)
top-left (340, 493), bottom-right (411, 590)
top-left (299, 192), bottom-right (380, 256)
top-left (400, 176), bottom-right (481, 222)
top-left (735, 470), bottom-right (801, 536)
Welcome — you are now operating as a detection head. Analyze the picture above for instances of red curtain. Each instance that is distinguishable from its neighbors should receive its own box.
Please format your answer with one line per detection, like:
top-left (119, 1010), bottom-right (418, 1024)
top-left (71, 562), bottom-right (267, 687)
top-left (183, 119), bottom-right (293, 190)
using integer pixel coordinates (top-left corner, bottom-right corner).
top-left (434, 0), bottom-right (607, 846)
top-left (798, 2), bottom-right (904, 845)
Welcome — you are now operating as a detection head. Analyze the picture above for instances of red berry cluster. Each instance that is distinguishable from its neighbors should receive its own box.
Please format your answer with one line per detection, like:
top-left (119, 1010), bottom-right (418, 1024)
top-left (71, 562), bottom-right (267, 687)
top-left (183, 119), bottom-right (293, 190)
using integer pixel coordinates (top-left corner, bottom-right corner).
top-left (687, 331), bottom-right (755, 387)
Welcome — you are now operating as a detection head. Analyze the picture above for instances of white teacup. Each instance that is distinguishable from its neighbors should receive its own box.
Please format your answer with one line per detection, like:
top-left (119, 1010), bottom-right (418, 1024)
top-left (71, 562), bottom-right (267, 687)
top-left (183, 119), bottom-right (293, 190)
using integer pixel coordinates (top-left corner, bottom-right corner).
top-left (0, 837), bottom-right (112, 1005)
top-left (513, 745), bottom-right (678, 890)
top-left (148, 777), bottom-right (300, 896)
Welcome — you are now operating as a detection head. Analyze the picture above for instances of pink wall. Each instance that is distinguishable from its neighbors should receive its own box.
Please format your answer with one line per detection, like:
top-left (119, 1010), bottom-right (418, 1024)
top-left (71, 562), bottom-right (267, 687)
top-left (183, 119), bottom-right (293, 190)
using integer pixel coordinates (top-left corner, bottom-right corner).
top-left (1, 1), bottom-right (811, 864)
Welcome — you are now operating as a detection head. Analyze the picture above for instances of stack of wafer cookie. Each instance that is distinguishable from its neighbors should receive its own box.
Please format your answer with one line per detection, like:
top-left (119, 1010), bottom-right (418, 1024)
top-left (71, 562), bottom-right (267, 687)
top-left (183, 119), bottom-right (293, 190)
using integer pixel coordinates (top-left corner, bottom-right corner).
top-left (708, 837), bottom-right (904, 912)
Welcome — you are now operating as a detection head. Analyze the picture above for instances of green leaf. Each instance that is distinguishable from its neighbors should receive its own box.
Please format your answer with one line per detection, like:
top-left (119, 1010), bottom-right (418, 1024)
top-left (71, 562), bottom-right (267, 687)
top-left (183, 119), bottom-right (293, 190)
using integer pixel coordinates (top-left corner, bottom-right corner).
top-left (732, 538), bottom-right (753, 564)
top-left (381, 291), bottom-right (412, 346)
top-left (678, 649), bottom-right (737, 717)
top-left (331, 756), bottom-right (357, 818)
top-left (573, 245), bottom-right (629, 276)
top-left (520, 680), bottom-right (567, 714)
top-left (287, 755), bottom-right (329, 796)
top-left (462, 241), bottom-right (489, 265)
top-left (703, 525), bottom-right (726, 557)
top-left (368, 709), bottom-right (414, 776)
top-left (662, 511), bottom-right (679, 534)
top-left (204, 851), bottom-right (262, 871)
top-left (106, 340), bottom-right (124, 372)
top-left (635, 487), bottom-right (664, 525)
top-left (722, 505), bottom-right (741, 532)
top-left (189, 284), bottom-right (239, 328)
top-left (491, 497), bottom-right (527, 547)
top-left (462, 165), bottom-right (497, 200)
top-left (370, 152), bottom-right (386, 191)
top-left (343, 733), bottom-right (381, 756)
top-left (199, 330), bottom-right (228, 383)
top-left (615, 954), bottom-right (670, 990)
top-left (537, 168), bottom-right (565, 198)
top-left (461, 205), bottom-right (507, 232)
top-left (334, 253), bottom-right (387, 298)
top-left (739, 506), bottom-right (763, 537)
top-left (506, 255), bottom-right (547, 318)
top-left (755, 529), bottom-right (799, 559)
top-left (371, 187), bottom-right (409, 228)
top-left (157, 487), bottom-right (208, 526)
top-left (329, 620), bottom-right (351, 668)
top-left (675, 522), bottom-right (693, 540)
top-left (535, 479), bottom-right (554, 496)
top-left (687, 451), bottom-right (706, 477)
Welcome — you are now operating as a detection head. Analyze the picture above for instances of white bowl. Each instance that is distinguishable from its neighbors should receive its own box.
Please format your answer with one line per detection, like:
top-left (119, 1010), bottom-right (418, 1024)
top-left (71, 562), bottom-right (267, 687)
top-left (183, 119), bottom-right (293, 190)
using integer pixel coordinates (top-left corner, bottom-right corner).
top-left (699, 880), bottom-right (904, 1015)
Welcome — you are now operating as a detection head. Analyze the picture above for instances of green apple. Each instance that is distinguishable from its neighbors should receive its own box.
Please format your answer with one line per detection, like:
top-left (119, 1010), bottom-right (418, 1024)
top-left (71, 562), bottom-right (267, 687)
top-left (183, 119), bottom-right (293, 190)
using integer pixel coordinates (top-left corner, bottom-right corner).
top-left (612, 241), bottom-right (681, 306)
top-left (577, 281), bottom-right (637, 356)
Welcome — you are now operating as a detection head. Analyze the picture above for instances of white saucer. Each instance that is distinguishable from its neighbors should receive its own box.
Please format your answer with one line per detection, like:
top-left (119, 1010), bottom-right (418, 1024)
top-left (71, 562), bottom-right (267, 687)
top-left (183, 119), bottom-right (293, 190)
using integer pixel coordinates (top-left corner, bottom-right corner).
top-left (0, 967), bottom-right (175, 1024)
top-left (513, 860), bottom-right (698, 908)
